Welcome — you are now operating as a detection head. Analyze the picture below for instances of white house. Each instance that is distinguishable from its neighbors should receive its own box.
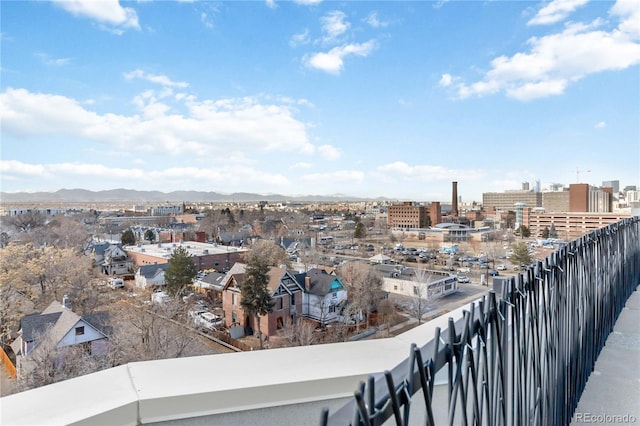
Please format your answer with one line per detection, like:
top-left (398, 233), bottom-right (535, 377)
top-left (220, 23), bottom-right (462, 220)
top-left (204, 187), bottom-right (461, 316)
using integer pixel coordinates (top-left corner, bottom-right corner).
top-left (101, 244), bottom-right (133, 276)
top-left (134, 264), bottom-right (169, 289)
top-left (296, 269), bottom-right (348, 325)
top-left (11, 299), bottom-right (110, 379)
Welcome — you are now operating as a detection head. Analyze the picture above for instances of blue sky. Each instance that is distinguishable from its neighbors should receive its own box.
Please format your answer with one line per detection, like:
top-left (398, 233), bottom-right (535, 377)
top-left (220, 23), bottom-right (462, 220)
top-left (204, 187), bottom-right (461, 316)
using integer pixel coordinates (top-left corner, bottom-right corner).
top-left (1, 0), bottom-right (639, 202)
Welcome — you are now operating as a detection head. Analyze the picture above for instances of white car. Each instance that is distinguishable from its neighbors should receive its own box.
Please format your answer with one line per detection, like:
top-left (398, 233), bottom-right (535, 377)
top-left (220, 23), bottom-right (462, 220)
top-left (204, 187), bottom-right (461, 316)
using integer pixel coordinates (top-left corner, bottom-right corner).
top-left (496, 264), bottom-right (507, 271)
top-left (457, 275), bottom-right (470, 283)
top-left (195, 312), bottom-right (223, 331)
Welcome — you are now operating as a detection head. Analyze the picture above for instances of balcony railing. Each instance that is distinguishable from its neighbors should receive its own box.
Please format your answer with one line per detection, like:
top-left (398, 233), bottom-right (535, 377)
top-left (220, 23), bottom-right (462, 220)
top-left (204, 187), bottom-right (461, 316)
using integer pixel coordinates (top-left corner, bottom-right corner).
top-left (321, 217), bottom-right (640, 425)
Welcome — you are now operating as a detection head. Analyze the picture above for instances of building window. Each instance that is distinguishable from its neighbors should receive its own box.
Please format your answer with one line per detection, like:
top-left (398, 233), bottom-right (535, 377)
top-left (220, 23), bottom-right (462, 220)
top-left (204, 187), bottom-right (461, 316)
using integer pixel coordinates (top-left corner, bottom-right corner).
top-left (329, 304), bottom-right (336, 313)
top-left (277, 297), bottom-right (284, 310)
top-left (290, 294), bottom-right (295, 305)
top-left (276, 317), bottom-right (284, 329)
top-left (413, 286), bottom-right (419, 296)
top-left (232, 293), bottom-right (237, 305)
top-left (75, 326), bottom-right (85, 336)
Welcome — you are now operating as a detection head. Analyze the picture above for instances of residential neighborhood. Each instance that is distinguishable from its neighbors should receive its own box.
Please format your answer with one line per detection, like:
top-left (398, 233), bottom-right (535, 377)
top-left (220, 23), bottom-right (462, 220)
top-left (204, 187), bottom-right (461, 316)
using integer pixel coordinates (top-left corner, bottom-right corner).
top-left (0, 180), bottom-right (637, 395)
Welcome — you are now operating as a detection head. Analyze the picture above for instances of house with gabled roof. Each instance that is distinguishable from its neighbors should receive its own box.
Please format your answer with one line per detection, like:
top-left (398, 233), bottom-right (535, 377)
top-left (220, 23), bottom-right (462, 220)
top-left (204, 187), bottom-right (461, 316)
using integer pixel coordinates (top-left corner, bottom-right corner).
top-left (11, 298), bottom-right (110, 379)
top-left (221, 263), bottom-right (305, 338)
top-left (134, 263), bottom-right (169, 289)
top-left (295, 268), bottom-right (348, 326)
top-left (100, 243), bottom-right (133, 276)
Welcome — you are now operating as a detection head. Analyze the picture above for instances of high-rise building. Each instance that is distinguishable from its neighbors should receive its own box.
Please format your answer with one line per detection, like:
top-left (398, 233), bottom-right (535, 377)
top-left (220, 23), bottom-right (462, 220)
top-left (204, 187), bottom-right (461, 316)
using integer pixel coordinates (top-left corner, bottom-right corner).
top-left (569, 184), bottom-right (612, 213)
top-left (602, 180), bottom-right (620, 194)
top-left (569, 184), bottom-right (589, 212)
top-left (387, 201), bottom-right (441, 228)
top-left (482, 191), bottom-right (542, 212)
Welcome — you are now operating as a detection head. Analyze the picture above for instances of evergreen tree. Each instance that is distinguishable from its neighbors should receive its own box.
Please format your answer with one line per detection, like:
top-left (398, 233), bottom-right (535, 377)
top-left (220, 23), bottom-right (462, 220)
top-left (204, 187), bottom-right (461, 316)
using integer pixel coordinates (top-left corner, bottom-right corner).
top-left (240, 254), bottom-right (273, 348)
top-left (121, 229), bottom-right (136, 246)
top-left (510, 242), bottom-right (533, 267)
top-left (144, 229), bottom-right (156, 243)
top-left (549, 224), bottom-right (558, 239)
top-left (541, 227), bottom-right (550, 239)
top-left (164, 246), bottom-right (197, 296)
top-left (515, 225), bottom-right (531, 238)
top-left (354, 222), bottom-right (366, 239)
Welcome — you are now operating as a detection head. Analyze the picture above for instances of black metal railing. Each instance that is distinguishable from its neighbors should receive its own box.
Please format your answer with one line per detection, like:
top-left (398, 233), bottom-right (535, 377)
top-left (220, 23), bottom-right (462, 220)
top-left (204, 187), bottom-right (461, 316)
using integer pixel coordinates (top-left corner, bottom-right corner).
top-left (321, 217), bottom-right (640, 426)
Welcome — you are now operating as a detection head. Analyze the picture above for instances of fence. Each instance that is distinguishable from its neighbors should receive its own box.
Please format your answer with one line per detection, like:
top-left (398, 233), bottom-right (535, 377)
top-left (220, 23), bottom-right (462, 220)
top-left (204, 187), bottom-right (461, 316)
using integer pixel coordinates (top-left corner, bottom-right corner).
top-left (322, 217), bottom-right (640, 425)
top-left (0, 345), bottom-right (17, 379)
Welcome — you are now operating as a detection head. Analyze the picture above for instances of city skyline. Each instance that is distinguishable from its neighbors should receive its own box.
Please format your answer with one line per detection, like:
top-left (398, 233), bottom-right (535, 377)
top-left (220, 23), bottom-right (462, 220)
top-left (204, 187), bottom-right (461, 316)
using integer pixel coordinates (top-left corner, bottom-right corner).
top-left (1, 0), bottom-right (639, 202)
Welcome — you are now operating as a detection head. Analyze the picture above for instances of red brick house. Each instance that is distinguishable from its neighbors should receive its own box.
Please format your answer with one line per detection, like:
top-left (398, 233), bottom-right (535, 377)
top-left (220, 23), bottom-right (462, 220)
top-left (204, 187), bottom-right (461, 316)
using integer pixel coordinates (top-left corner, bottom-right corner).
top-left (222, 263), bottom-right (305, 338)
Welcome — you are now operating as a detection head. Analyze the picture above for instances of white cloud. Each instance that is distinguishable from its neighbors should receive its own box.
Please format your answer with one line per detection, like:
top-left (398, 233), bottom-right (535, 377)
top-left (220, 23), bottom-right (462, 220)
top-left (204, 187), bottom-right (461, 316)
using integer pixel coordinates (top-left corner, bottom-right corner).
top-left (265, 0), bottom-right (277, 9)
top-left (123, 69), bottom-right (189, 88)
top-left (595, 121), bottom-right (606, 128)
top-left (439, 73), bottom-right (453, 87)
top-left (528, 0), bottom-right (589, 26)
top-left (611, 0), bottom-right (640, 39)
top-left (375, 162), bottom-right (485, 181)
top-left (445, 2), bottom-right (640, 101)
top-left (320, 11), bottom-right (350, 44)
top-left (364, 11), bottom-right (388, 28)
top-left (305, 40), bottom-right (376, 74)
top-left (35, 52), bottom-right (71, 66)
top-left (0, 87), bottom-right (315, 157)
top-left (294, 162), bottom-right (312, 169)
top-left (301, 170), bottom-right (364, 185)
top-left (201, 12), bottom-right (214, 29)
top-left (51, 0), bottom-right (140, 32)
top-left (294, 0), bottom-right (323, 6)
top-left (317, 144), bottom-right (341, 160)
top-left (289, 29), bottom-right (310, 47)
top-left (0, 160), bottom-right (292, 191)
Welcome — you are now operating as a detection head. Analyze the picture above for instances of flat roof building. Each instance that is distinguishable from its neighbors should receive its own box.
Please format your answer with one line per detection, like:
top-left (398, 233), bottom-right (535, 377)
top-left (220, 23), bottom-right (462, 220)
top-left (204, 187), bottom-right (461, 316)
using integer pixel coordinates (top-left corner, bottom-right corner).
top-left (124, 241), bottom-right (248, 272)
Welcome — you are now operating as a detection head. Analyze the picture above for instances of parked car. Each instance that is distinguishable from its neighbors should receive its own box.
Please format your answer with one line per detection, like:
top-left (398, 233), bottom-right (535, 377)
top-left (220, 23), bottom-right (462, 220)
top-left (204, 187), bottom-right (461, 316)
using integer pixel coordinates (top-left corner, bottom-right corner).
top-left (496, 264), bottom-right (507, 271)
top-left (457, 275), bottom-right (470, 283)
top-left (151, 290), bottom-right (171, 304)
top-left (488, 270), bottom-right (500, 276)
top-left (195, 312), bottom-right (223, 331)
top-left (108, 278), bottom-right (124, 289)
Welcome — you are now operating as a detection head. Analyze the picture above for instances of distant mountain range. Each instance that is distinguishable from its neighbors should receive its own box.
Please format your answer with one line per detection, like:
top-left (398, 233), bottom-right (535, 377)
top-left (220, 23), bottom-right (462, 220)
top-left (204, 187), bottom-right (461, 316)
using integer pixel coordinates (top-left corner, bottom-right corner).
top-left (0, 188), bottom-right (390, 203)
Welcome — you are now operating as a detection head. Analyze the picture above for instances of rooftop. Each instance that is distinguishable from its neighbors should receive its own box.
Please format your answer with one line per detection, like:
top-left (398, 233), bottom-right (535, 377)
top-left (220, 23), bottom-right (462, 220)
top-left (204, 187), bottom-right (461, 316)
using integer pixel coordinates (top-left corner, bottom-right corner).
top-left (124, 241), bottom-right (248, 259)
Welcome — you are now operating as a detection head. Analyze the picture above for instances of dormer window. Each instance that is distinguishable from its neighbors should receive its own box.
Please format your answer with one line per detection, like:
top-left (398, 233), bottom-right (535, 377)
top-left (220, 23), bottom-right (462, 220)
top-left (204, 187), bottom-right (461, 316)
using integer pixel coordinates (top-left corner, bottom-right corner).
top-left (75, 326), bottom-right (85, 336)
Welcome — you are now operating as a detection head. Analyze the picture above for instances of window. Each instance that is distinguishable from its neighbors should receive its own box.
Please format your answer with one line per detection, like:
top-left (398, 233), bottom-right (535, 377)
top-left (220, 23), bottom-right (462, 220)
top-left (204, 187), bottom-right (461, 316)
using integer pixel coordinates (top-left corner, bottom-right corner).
top-left (413, 286), bottom-right (419, 295)
top-left (290, 294), bottom-right (296, 305)
top-left (329, 304), bottom-right (336, 313)
top-left (277, 297), bottom-right (284, 310)
top-left (276, 317), bottom-right (284, 330)
top-left (232, 293), bottom-right (237, 305)
top-left (394, 285), bottom-right (398, 291)
top-left (75, 326), bottom-right (85, 336)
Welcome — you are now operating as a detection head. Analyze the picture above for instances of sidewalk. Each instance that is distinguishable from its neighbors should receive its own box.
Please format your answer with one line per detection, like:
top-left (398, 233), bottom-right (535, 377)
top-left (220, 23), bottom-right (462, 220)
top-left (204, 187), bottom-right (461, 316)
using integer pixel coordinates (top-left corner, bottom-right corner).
top-left (571, 287), bottom-right (640, 425)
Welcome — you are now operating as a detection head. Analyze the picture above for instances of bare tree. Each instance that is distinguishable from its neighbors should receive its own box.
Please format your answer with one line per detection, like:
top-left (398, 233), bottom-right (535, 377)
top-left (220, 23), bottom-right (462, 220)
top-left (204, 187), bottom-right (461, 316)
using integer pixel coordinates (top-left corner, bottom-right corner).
top-left (249, 239), bottom-right (291, 269)
top-left (377, 298), bottom-right (396, 338)
top-left (411, 268), bottom-right (435, 324)
top-left (339, 262), bottom-right (383, 331)
top-left (274, 316), bottom-right (316, 347)
top-left (6, 212), bottom-right (46, 233)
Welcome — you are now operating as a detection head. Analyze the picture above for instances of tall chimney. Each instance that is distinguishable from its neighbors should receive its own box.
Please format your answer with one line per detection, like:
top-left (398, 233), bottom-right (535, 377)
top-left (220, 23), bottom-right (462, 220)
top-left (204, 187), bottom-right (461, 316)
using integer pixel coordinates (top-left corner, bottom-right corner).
top-left (452, 181), bottom-right (459, 218)
top-left (305, 276), bottom-right (311, 292)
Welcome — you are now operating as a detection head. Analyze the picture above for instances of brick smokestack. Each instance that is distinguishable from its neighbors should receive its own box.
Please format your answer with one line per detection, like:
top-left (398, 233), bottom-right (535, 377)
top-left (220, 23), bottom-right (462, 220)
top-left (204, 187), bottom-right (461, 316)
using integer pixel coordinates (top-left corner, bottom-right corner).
top-left (452, 181), bottom-right (458, 218)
